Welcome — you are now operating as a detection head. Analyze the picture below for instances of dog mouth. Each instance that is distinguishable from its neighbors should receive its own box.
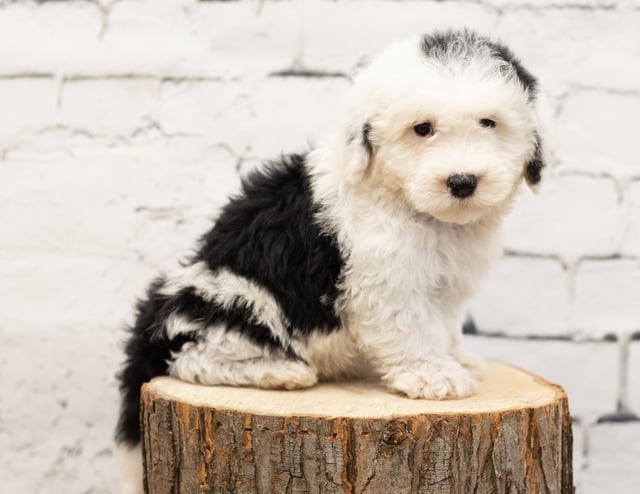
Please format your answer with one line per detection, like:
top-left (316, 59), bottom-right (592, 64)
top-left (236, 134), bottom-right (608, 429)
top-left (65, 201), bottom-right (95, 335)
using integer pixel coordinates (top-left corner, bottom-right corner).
top-left (405, 174), bottom-right (507, 224)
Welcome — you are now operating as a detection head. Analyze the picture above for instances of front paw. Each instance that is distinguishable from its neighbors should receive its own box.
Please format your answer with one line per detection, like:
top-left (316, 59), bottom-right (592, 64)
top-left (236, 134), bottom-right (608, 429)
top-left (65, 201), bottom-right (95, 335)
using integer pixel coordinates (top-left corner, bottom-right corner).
top-left (384, 357), bottom-right (477, 400)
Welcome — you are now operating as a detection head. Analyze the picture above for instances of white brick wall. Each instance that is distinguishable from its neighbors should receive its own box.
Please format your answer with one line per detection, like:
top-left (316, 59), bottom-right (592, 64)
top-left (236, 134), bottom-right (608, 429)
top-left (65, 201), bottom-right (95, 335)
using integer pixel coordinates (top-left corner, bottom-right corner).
top-left (578, 423), bottom-right (640, 494)
top-left (470, 257), bottom-right (571, 336)
top-left (623, 182), bottom-right (640, 255)
top-left (503, 176), bottom-right (624, 263)
top-left (1, 1), bottom-right (639, 492)
top-left (572, 259), bottom-right (640, 336)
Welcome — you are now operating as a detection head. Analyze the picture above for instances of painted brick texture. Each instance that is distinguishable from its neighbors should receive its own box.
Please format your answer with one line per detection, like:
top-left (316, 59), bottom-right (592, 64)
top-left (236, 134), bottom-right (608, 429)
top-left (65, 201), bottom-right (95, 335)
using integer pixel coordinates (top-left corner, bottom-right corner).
top-left (1, 1), bottom-right (639, 492)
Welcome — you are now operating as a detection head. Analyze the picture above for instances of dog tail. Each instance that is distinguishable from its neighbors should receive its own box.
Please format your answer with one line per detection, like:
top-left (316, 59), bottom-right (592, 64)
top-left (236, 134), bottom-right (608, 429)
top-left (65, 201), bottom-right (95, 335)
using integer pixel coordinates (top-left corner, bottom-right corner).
top-left (115, 277), bottom-right (197, 493)
top-left (115, 277), bottom-right (168, 446)
top-left (116, 276), bottom-right (196, 445)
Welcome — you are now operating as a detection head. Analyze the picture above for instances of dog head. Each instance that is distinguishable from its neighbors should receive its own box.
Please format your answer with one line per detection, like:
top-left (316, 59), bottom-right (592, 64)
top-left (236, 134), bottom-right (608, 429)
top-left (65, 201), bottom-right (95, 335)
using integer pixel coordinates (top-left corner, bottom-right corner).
top-left (342, 30), bottom-right (544, 225)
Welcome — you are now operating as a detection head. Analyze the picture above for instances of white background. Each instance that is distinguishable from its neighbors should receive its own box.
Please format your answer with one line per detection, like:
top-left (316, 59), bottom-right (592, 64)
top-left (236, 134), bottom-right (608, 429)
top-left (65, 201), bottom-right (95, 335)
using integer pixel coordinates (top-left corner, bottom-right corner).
top-left (1, 0), bottom-right (639, 492)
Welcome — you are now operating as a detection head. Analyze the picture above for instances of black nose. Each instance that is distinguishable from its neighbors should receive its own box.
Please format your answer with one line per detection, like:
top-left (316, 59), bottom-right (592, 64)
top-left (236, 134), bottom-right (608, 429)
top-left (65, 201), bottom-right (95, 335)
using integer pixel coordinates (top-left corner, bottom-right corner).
top-left (446, 174), bottom-right (477, 199)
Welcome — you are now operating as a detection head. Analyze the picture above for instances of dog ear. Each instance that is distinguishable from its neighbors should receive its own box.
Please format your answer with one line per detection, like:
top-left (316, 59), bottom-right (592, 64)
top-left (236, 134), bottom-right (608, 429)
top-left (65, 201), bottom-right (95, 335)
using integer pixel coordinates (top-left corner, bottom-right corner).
top-left (525, 133), bottom-right (545, 189)
top-left (345, 121), bottom-right (374, 183)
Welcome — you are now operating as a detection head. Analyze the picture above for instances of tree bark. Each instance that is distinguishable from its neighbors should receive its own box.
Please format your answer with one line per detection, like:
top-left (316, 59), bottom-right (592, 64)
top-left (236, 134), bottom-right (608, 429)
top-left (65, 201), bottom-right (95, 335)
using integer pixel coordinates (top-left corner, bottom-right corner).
top-left (141, 361), bottom-right (573, 494)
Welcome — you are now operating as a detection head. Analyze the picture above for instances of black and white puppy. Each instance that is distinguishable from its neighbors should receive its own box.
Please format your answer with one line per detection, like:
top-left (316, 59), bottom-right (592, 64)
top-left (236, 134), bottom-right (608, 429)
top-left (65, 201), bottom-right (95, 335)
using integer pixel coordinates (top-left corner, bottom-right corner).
top-left (116, 30), bottom-right (544, 493)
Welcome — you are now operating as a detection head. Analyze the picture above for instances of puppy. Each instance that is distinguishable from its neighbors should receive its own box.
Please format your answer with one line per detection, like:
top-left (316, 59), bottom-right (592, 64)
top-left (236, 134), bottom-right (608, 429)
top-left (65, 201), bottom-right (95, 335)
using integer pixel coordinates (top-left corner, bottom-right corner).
top-left (115, 30), bottom-right (544, 493)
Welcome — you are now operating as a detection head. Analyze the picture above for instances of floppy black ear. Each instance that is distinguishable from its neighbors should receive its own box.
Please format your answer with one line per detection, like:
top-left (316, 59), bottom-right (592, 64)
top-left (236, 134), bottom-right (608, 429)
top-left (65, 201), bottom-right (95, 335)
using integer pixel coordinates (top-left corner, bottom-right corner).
top-left (525, 134), bottom-right (545, 187)
top-left (345, 121), bottom-right (374, 183)
top-left (361, 122), bottom-right (373, 156)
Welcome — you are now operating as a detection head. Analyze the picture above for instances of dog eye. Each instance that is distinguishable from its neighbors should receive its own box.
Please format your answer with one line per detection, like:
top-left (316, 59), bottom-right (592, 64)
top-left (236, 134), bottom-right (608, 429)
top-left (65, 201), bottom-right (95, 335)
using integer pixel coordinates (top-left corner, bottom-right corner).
top-left (479, 118), bottom-right (496, 128)
top-left (414, 122), bottom-right (434, 137)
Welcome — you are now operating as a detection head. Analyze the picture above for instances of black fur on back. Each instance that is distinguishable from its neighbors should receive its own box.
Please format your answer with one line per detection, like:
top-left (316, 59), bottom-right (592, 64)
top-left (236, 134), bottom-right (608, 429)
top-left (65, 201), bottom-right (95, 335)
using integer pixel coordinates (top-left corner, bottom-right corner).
top-left (116, 153), bottom-right (345, 446)
top-left (115, 278), bottom-right (196, 445)
top-left (194, 153), bottom-right (344, 334)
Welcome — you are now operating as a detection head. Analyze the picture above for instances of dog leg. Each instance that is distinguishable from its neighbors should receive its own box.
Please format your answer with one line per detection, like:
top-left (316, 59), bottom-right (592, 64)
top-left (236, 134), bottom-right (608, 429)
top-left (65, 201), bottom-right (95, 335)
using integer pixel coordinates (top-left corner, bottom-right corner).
top-left (169, 326), bottom-right (318, 390)
top-left (350, 297), bottom-right (478, 400)
top-left (355, 323), bottom-right (478, 400)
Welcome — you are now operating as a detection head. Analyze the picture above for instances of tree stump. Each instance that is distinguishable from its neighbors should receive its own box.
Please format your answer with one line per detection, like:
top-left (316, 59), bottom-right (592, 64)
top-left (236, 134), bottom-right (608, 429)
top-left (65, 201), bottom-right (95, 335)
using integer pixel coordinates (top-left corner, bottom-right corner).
top-left (141, 361), bottom-right (573, 494)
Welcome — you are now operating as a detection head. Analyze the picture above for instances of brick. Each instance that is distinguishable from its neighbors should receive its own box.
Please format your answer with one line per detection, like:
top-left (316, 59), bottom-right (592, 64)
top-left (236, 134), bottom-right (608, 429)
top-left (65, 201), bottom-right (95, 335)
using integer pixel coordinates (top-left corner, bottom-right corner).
top-left (489, 0), bottom-right (616, 5)
top-left (498, 8), bottom-right (640, 92)
top-left (58, 78), bottom-right (161, 136)
top-left (300, 1), bottom-right (498, 72)
top-left (533, 87), bottom-right (559, 151)
top-left (0, 250), bottom-right (152, 330)
top-left (0, 1), bottom-right (103, 75)
top-left (158, 77), bottom-right (349, 157)
top-left (464, 336), bottom-right (618, 419)
top-left (469, 256), bottom-right (570, 337)
top-left (571, 259), bottom-right (640, 336)
top-left (572, 421), bottom-right (587, 481)
top-left (158, 80), bottom-right (252, 151)
top-left (0, 141), bottom-right (240, 265)
top-left (1, 319), bottom-right (120, 494)
top-left (0, 78), bottom-right (57, 140)
top-left (551, 91), bottom-right (639, 179)
top-left (0, 0), bottom-right (298, 79)
top-left (621, 181), bottom-right (640, 256)
top-left (97, 0), bottom-right (217, 77)
top-left (577, 423), bottom-right (640, 494)
top-left (503, 175), bottom-right (623, 262)
top-left (102, 0), bottom-right (299, 78)
top-left (629, 342), bottom-right (640, 414)
top-left (244, 77), bottom-right (350, 157)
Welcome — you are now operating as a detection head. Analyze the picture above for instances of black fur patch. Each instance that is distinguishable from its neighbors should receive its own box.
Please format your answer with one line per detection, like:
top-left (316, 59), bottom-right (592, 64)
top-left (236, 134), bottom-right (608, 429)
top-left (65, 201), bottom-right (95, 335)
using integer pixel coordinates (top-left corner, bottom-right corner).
top-left (170, 287), bottom-right (286, 351)
top-left (194, 153), bottom-right (344, 334)
top-left (115, 278), bottom-right (196, 445)
top-left (116, 154), bottom-right (345, 445)
top-left (420, 30), bottom-right (538, 99)
top-left (362, 122), bottom-right (373, 155)
top-left (421, 30), bottom-right (465, 59)
top-left (526, 135), bottom-right (545, 185)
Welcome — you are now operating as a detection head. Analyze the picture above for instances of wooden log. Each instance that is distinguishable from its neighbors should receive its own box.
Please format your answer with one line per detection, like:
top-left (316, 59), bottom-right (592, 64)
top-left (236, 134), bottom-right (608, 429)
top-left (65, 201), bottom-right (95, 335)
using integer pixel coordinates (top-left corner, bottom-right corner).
top-left (141, 361), bottom-right (573, 494)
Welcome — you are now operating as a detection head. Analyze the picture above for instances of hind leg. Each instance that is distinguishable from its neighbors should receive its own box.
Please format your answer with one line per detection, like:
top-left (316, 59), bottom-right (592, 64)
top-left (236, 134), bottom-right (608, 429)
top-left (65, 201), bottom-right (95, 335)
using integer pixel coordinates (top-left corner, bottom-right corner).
top-left (168, 326), bottom-right (318, 390)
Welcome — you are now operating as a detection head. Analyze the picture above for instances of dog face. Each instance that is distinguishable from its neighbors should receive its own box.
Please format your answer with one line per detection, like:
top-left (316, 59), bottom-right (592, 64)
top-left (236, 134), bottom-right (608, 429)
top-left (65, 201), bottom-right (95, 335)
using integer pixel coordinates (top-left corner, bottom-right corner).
top-left (344, 31), bottom-right (544, 225)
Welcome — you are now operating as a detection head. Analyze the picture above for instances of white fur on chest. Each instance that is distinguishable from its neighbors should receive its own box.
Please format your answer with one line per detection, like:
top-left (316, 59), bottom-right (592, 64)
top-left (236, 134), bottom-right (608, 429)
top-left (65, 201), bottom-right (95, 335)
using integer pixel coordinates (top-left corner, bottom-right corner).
top-left (344, 200), bottom-right (500, 302)
top-left (307, 158), bottom-right (502, 380)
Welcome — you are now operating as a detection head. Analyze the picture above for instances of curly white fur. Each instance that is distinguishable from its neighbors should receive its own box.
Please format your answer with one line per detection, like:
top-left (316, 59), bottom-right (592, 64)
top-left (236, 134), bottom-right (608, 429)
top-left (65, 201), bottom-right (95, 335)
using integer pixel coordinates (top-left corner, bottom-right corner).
top-left (301, 36), bottom-right (539, 399)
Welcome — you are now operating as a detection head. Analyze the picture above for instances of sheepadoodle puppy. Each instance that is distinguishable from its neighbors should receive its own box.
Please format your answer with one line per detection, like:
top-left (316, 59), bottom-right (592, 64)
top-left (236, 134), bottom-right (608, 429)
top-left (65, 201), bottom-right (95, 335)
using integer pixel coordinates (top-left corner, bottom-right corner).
top-left (116, 30), bottom-right (544, 492)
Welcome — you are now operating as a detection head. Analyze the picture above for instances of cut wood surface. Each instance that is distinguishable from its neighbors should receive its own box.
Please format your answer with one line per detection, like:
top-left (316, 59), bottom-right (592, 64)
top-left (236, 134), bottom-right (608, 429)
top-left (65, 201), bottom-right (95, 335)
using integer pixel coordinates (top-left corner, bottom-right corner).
top-left (141, 360), bottom-right (574, 494)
